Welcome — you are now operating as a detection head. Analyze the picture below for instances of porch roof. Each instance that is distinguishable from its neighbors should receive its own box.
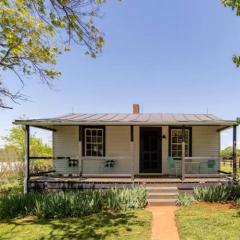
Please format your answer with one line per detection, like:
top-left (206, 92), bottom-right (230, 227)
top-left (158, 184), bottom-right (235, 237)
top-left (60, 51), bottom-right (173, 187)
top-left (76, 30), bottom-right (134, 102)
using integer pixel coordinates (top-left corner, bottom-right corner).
top-left (13, 113), bottom-right (238, 127)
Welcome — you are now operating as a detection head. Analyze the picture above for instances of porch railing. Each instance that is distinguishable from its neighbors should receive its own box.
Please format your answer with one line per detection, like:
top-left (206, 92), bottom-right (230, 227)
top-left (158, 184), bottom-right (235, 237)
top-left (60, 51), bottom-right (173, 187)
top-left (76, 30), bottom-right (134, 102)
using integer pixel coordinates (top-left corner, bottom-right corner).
top-left (183, 156), bottom-right (220, 178)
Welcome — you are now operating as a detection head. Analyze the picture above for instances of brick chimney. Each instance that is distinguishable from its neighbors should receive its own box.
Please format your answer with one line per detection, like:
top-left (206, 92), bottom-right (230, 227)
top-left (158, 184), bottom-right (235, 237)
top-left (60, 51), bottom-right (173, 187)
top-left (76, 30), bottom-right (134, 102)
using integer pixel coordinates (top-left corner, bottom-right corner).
top-left (133, 104), bottom-right (140, 114)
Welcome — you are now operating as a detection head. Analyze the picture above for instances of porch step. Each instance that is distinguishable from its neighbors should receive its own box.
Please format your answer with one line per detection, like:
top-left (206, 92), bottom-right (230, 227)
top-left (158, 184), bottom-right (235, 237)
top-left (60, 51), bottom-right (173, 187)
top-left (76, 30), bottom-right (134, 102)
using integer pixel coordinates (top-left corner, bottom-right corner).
top-left (146, 185), bottom-right (178, 206)
top-left (146, 186), bottom-right (178, 193)
top-left (148, 199), bottom-right (177, 206)
top-left (146, 186), bottom-right (178, 190)
top-left (148, 192), bottom-right (178, 199)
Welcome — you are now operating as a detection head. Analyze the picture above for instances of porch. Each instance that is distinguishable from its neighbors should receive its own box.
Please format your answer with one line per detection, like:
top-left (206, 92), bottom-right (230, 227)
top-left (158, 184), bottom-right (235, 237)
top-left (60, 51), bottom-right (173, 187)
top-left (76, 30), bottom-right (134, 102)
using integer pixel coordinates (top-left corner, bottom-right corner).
top-left (28, 175), bottom-right (229, 192)
top-left (13, 110), bottom-right (238, 193)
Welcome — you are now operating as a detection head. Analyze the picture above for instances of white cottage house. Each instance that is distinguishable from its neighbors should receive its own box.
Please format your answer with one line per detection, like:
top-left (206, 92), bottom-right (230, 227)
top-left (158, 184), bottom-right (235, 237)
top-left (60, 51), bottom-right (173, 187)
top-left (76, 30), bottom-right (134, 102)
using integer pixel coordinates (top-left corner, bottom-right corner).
top-left (14, 104), bottom-right (238, 193)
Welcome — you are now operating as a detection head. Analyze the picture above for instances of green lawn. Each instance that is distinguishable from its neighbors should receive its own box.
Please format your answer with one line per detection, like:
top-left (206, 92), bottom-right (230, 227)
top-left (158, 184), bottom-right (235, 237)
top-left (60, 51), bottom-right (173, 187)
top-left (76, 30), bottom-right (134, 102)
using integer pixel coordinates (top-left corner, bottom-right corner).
top-left (176, 204), bottom-right (240, 240)
top-left (0, 210), bottom-right (151, 240)
top-left (220, 162), bottom-right (240, 176)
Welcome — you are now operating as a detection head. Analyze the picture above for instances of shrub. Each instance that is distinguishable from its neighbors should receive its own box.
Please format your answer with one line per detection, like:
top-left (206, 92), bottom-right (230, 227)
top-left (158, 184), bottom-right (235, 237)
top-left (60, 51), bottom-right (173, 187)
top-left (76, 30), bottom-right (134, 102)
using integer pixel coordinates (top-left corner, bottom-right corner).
top-left (0, 193), bottom-right (36, 218)
top-left (0, 160), bottom-right (24, 196)
top-left (0, 173), bottom-right (23, 197)
top-left (193, 184), bottom-right (240, 202)
top-left (31, 159), bottom-right (53, 173)
top-left (176, 193), bottom-right (195, 206)
top-left (0, 187), bottom-right (147, 219)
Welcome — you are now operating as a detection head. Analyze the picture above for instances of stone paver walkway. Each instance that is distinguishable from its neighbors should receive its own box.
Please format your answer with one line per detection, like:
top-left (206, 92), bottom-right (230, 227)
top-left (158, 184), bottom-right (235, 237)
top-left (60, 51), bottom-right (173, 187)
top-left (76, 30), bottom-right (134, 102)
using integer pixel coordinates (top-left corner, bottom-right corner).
top-left (147, 206), bottom-right (180, 240)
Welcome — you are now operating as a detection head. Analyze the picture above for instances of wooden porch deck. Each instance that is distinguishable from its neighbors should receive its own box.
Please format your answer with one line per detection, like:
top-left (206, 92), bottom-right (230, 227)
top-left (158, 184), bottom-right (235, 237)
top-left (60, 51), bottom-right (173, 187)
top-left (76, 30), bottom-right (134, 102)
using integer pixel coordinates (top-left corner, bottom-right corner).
top-left (28, 174), bottom-right (230, 192)
top-left (30, 175), bottom-right (229, 184)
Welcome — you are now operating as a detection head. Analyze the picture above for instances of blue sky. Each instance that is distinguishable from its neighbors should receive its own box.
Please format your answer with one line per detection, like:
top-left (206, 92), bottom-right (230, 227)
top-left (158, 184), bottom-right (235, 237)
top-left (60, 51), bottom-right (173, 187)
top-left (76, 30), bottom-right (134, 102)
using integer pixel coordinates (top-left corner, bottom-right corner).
top-left (1, 0), bottom-right (240, 148)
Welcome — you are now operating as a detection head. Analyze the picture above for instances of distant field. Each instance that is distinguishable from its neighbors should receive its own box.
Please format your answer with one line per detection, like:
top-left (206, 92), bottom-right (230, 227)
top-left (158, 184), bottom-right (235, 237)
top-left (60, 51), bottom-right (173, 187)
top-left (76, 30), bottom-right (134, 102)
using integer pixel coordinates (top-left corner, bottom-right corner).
top-left (220, 161), bottom-right (240, 176)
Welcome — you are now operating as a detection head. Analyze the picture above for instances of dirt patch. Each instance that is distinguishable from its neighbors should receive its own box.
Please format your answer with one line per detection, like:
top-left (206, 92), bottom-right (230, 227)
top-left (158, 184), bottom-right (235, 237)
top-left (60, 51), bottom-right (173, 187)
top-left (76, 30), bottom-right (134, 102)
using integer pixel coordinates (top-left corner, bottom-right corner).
top-left (147, 206), bottom-right (180, 240)
top-left (16, 215), bottom-right (38, 222)
top-left (193, 201), bottom-right (239, 209)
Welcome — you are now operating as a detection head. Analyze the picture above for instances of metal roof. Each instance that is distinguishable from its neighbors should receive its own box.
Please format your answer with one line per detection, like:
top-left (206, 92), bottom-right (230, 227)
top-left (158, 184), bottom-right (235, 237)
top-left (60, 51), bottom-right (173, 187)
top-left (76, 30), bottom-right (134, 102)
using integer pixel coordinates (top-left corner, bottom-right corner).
top-left (13, 113), bottom-right (238, 126)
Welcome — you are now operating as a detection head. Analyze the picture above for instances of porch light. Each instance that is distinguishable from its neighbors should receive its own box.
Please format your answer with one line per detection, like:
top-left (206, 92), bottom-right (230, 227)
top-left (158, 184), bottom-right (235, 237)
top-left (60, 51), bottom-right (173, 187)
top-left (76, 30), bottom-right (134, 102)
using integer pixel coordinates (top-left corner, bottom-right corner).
top-left (162, 134), bottom-right (166, 139)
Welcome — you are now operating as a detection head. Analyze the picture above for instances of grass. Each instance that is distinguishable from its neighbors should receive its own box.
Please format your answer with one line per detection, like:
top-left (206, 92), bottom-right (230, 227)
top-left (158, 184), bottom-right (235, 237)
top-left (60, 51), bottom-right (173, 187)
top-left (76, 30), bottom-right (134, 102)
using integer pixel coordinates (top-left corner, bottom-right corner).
top-left (0, 210), bottom-right (151, 240)
top-left (176, 204), bottom-right (240, 240)
top-left (220, 162), bottom-right (240, 176)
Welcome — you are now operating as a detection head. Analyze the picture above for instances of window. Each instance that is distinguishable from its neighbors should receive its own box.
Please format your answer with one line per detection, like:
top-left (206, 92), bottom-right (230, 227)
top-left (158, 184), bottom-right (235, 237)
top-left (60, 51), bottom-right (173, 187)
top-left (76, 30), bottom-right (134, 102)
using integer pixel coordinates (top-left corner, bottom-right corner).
top-left (169, 128), bottom-right (191, 159)
top-left (84, 128), bottom-right (104, 157)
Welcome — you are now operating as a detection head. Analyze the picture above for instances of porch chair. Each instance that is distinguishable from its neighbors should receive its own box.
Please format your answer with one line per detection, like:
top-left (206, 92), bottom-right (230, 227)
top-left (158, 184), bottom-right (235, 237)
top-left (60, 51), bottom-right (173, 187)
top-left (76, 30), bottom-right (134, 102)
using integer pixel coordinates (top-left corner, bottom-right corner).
top-left (99, 159), bottom-right (117, 173)
top-left (199, 159), bottom-right (216, 174)
top-left (168, 157), bottom-right (181, 177)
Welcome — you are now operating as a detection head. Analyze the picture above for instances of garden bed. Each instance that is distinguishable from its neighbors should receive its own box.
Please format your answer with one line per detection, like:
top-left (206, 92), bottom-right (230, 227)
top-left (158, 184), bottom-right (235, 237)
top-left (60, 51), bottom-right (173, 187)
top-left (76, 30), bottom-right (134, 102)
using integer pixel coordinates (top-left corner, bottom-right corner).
top-left (0, 187), bottom-right (147, 219)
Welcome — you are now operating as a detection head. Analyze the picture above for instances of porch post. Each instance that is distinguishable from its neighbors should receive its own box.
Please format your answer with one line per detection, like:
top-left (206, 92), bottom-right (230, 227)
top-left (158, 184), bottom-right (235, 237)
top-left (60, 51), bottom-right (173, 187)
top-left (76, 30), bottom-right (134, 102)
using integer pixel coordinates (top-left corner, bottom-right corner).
top-left (24, 125), bottom-right (30, 194)
top-left (233, 125), bottom-right (237, 181)
top-left (181, 126), bottom-right (185, 181)
top-left (130, 125), bottom-right (134, 181)
top-left (79, 126), bottom-right (83, 177)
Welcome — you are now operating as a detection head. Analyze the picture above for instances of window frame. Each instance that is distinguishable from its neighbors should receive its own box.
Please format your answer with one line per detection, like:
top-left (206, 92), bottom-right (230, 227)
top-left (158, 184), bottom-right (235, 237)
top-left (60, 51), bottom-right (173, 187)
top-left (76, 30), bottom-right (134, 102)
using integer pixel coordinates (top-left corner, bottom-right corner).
top-left (168, 126), bottom-right (192, 159)
top-left (81, 126), bottom-right (106, 157)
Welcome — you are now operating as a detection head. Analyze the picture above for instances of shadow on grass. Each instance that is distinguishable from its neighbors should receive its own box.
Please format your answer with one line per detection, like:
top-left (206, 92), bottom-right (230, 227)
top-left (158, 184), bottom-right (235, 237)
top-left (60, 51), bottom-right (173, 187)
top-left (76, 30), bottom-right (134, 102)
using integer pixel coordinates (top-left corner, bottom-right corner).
top-left (0, 211), bottom-right (147, 240)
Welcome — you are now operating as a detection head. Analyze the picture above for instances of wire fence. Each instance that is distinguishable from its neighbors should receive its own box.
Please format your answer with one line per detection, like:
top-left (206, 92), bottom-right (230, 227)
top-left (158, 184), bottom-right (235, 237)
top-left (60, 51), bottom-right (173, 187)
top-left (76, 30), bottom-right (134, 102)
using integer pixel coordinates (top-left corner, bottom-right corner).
top-left (220, 158), bottom-right (240, 175)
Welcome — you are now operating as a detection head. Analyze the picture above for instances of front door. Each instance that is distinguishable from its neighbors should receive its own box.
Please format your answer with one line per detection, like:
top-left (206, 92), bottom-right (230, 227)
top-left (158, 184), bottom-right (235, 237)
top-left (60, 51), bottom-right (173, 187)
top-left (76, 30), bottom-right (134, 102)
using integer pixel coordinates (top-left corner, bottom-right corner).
top-left (140, 127), bottom-right (162, 173)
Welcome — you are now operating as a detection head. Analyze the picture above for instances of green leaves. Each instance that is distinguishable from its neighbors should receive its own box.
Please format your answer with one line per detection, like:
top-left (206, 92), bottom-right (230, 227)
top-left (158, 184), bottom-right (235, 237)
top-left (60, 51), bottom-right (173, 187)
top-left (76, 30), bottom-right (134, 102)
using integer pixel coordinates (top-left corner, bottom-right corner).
top-left (193, 184), bottom-right (240, 202)
top-left (233, 55), bottom-right (240, 67)
top-left (222, 0), bottom-right (240, 67)
top-left (236, 117), bottom-right (240, 124)
top-left (0, 0), bottom-right (61, 83)
top-left (0, 0), bottom-right (107, 108)
top-left (0, 188), bottom-right (147, 219)
top-left (2, 126), bottom-right (52, 160)
top-left (176, 194), bottom-right (195, 206)
top-left (222, 0), bottom-right (240, 15)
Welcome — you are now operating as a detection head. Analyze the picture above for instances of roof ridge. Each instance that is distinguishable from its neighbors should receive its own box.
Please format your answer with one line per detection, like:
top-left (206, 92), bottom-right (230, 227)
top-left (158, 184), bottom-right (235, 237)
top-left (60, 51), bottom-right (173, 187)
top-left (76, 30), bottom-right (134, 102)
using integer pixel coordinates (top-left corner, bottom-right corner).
top-left (53, 112), bottom-right (220, 116)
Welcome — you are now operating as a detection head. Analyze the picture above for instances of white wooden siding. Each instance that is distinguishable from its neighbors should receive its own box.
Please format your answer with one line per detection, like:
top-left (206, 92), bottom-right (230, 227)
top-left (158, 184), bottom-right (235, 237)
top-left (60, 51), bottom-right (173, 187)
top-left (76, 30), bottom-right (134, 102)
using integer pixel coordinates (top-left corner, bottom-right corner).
top-left (53, 125), bottom-right (220, 175)
top-left (53, 126), bottom-right (78, 174)
top-left (53, 126), bottom-right (133, 174)
top-left (83, 126), bottom-right (132, 174)
top-left (192, 126), bottom-right (220, 157)
top-left (53, 126), bottom-right (78, 157)
top-left (161, 126), bottom-right (169, 174)
top-left (191, 126), bottom-right (220, 173)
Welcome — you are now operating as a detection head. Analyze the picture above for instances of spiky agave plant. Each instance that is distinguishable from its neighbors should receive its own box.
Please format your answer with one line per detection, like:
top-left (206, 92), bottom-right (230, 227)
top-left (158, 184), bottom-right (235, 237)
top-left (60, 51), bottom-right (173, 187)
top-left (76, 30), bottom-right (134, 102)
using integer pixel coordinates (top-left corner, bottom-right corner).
top-left (0, 187), bottom-right (147, 219)
top-left (193, 184), bottom-right (240, 202)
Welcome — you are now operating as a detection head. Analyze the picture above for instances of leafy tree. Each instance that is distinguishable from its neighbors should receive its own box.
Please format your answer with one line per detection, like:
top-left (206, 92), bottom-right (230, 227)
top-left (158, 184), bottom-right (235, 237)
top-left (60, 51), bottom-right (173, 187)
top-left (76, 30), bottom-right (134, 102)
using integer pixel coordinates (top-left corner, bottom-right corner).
top-left (221, 146), bottom-right (240, 158)
top-left (0, 145), bottom-right (21, 162)
top-left (0, 0), bottom-right (106, 108)
top-left (236, 117), bottom-right (240, 124)
top-left (222, 0), bottom-right (240, 67)
top-left (221, 146), bottom-right (233, 158)
top-left (2, 126), bottom-right (52, 160)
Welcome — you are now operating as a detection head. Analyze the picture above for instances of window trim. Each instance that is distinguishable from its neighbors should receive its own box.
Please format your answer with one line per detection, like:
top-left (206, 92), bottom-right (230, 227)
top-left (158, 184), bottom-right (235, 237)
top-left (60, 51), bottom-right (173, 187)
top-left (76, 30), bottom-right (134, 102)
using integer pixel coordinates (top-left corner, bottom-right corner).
top-left (81, 126), bottom-right (106, 157)
top-left (168, 126), bottom-right (192, 158)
